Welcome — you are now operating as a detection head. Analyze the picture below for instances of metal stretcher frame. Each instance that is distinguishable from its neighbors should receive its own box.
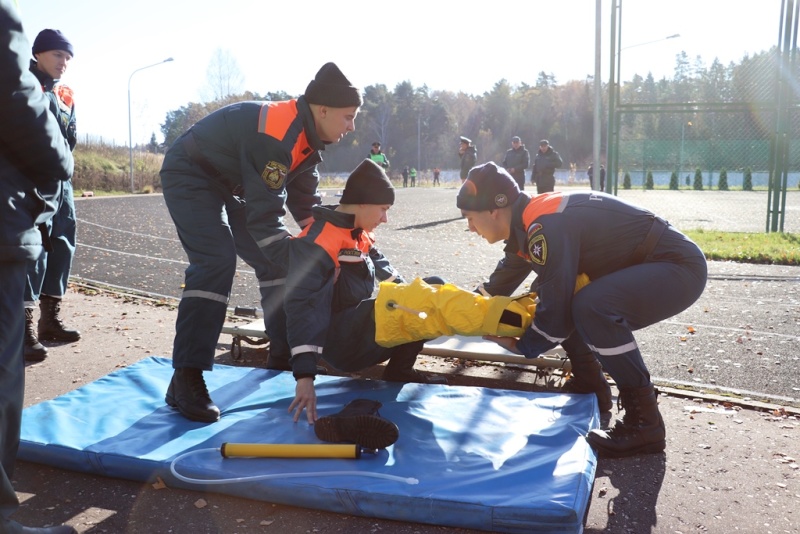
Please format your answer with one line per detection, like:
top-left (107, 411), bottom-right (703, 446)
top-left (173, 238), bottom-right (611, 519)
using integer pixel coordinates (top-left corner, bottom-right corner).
top-left (221, 319), bottom-right (571, 371)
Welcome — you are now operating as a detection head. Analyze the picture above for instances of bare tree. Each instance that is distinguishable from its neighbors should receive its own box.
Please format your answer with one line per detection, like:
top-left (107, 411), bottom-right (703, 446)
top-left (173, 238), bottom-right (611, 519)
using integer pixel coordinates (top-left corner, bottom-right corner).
top-left (202, 48), bottom-right (245, 102)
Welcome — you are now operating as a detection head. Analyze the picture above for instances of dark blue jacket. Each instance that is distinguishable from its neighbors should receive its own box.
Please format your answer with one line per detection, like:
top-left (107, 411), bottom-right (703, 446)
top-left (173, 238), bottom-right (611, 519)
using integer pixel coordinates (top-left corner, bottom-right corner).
top-left (161, 98), bottom-right (324, 255)
top-left (1, 0), bottom-right (74, 263)
top-left (285, 205), bottom-right (402, 376)
top-left (484, 191), bottom-right (704, 357)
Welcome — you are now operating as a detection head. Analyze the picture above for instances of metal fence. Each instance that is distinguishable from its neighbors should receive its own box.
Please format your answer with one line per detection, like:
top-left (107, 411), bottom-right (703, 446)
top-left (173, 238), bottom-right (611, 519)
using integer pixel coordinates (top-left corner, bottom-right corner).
top-left (607, 0), bottom-right (798, 233)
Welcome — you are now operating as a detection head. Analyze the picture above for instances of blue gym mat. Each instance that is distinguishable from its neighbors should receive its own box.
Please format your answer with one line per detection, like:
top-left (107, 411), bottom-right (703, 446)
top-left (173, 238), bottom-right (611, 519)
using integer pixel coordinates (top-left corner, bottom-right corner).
top-left (20, 356), bottom-right (598, 533)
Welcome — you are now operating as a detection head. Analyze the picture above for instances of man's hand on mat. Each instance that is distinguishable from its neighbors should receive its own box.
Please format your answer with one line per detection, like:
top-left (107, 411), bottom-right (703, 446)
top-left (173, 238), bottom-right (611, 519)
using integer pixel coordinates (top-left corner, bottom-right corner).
top-left (483, 335), bottom-right (522, 355)
top-left (290, 378), bottom-right (317, 423)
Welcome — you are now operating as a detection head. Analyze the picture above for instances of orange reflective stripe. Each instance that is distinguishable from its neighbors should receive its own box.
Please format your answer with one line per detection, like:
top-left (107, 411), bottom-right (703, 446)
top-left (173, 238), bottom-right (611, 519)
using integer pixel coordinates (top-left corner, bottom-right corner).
top-left (290, 130), bottom-right (309, 172)
top-left (521, 192), bottom-right (565, 226)
top-left (258, 100), bottom-right (310, 172)
top-left (259, 100), bottom-right (297, 139)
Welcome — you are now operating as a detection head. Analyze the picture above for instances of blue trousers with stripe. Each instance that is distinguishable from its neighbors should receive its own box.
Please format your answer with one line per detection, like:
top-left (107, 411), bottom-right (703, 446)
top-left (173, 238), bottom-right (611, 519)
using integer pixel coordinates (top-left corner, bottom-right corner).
top-left (162, 169), bottom-right (282, 370)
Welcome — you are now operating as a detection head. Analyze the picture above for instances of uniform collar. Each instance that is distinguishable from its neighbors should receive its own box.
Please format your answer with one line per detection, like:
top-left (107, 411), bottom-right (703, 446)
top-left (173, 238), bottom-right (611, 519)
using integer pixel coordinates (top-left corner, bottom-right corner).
top-left (296, 96), bottom-right (326, 151)
top-left (29, 60), bottom-right (57, 91)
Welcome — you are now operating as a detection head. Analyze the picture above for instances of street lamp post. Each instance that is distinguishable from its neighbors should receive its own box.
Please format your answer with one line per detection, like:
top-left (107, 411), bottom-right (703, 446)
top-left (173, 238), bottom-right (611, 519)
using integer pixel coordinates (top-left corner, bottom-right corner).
top-left (128, 58), bottom-right (174, 194)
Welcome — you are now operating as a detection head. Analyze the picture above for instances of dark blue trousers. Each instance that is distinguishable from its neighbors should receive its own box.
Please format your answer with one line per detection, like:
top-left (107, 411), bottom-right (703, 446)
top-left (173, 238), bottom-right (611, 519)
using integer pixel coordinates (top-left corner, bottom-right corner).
top-left (162, 170), bottom-right (280, 370)
top-left (1, 261), bottom-right (26, 528)
top-left (24, 179), bottom-right (76, 303)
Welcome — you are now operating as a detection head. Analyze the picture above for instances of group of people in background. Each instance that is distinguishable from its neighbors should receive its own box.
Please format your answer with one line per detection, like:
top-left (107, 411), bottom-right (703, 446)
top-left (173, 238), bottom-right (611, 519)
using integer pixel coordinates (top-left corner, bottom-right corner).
top-left (3, 2), bottom-right (707, 529)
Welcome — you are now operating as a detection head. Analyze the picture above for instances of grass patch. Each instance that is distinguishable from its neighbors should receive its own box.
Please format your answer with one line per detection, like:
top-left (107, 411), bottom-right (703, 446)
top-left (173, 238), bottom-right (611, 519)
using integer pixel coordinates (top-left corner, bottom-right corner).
top-left (685, 230), bottom-right (800, 265)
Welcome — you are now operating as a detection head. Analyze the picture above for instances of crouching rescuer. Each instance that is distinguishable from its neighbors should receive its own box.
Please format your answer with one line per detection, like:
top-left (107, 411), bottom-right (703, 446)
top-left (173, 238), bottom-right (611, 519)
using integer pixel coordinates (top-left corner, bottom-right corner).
top-left (456, 162), bottom-right (707, 458)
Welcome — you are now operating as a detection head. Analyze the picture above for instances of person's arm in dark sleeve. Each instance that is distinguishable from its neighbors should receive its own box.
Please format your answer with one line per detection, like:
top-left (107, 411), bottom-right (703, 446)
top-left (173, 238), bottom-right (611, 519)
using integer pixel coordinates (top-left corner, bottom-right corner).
top-left (285, 234), bottom-right (337, 378)
top-left (0, 2), bottom-right (73, 184)
top-left (239, 133), bottom-right (294, 253)
top-left (551, 150), bottom-right (563, 169)
top-left (286, 165), bottom-right (321, 231)
top-left (477, 251), bottom-right (532, 297)
top-left (515, 225), bottom-right (579, 358)
top-left (370, 244), bottom-right (404, 284)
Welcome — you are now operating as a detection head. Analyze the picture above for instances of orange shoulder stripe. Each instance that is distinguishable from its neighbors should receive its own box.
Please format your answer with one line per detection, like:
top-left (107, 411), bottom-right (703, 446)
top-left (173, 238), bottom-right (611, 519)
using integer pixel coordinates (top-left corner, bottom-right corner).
top-left (521, 192), bottom-right (566, 225)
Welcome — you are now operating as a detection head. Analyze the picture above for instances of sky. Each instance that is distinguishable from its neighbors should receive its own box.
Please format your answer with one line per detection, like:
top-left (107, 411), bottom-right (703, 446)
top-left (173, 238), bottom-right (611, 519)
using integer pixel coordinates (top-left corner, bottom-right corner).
top-left (17, 0), bottom-right (782, 146)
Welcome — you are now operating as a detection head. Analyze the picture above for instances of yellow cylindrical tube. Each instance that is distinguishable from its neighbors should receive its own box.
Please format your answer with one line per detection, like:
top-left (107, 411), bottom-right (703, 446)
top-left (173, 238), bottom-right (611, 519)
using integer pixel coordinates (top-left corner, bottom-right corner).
top-left (220, 443), bottom-right (360, 459)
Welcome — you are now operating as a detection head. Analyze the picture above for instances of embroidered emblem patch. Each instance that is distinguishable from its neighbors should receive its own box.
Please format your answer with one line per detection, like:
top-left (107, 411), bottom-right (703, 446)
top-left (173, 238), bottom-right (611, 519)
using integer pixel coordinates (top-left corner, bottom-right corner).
top-left (261, 161), bottom-right (288, 189)
top-left (526, 223), bottom-right (543, 238)
top-left (527, 233), bottom-right (547, 265)
top-left (494, 193), bottom-right (508, 207)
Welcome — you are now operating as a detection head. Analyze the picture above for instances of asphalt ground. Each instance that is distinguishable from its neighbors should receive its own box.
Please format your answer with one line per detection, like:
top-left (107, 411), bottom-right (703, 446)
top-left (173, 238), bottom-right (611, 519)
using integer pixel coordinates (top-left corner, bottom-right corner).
top-left (11, 185), bottom-right (800, 533)
top-left (71, 187), bottom-right (800, 406)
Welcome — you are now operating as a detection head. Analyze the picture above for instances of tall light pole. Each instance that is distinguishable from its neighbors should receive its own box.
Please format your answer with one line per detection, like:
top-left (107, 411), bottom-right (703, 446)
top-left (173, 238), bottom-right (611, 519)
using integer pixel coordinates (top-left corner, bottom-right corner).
top-left (128, 57), bottom-right (174, 193)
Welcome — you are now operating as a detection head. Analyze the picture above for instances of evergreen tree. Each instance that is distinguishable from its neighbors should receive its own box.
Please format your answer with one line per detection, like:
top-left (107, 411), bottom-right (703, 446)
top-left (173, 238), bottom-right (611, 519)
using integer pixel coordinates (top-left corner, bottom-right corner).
top-left (645, 170), bottom-right (654, 190)
top-left (669, 171), bottom-right (679, 190)
top-left (718, 168), bottom-right (729, 191)
top-left (693, 168), bottom-right (704, 190)
top-left (623, 171), bottom-right (631, 189)
top-left (743, 167), bottom-right (753, 191)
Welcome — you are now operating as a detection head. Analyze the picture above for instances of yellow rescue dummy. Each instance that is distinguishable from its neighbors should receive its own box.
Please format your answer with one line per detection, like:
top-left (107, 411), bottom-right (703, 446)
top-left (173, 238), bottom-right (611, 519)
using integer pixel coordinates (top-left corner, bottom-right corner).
top-left (375, 274), bottom-right (590, 347)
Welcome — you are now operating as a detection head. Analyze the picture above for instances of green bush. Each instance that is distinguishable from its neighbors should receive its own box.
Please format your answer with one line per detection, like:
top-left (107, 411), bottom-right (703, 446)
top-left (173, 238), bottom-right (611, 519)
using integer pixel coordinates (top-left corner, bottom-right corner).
top-left (669, 171), bottom-right (679, 190)
top-left (693, 168), bottom-right (704, 190)
top-left (645, 170), bottom-right (654, 190)
top-left (743, 167), bottom-right (753, 191)
top-left (718, 168), bottom-right (729, 191)
top-left (623, 171), bottom-right (631, 189)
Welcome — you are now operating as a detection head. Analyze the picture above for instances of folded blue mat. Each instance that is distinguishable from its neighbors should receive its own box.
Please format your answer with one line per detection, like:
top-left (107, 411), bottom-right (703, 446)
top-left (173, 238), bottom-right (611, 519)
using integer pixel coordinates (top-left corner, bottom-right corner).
top-left (20, 356), bottom-right (598, 533)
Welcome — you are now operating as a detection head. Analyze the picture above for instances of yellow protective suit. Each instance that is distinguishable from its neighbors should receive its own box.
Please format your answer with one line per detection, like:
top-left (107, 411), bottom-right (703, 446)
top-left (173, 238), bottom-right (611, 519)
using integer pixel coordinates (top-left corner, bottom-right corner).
top-left (375, 274), bottom-right (590, 348)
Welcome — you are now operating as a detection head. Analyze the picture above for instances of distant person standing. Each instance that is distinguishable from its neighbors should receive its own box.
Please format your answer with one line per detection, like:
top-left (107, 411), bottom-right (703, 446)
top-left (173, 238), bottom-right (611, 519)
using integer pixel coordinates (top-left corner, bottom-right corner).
top-left (588, 163), bottom-right (606, 191)
top-left (368, 141), bottom-right (389, 170)
top-left (458, 136), bottom-right (477, 184)
top-left (531, 139), bottom-right (562, 194)
top-left (409, 166), bottom-right (417, 187)
top-left (502, 135), bottom-right (530, 190)
top-left (24, 28), bottom-right (80, 362)
top-left (402, 165), bottom-right (409, 188)
top-left (433, 167), bottom-right (441, 186)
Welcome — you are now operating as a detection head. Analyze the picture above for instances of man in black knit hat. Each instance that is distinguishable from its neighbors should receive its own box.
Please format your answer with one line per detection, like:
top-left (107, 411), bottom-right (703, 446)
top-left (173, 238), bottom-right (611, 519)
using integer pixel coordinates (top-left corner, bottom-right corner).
top-left (160, 62), bottom-right (363, 424)
top-left (268, 158), bottom-right (446, 424)
top-left (24, 28), bottom-right (81, 362)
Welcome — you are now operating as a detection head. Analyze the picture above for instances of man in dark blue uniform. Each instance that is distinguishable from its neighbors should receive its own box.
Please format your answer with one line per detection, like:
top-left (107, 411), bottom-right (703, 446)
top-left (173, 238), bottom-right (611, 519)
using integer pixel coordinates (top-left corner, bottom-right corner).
top-left (24, 28), bottom-right (81, 362)
top-left (160, 62), bottom-right (363, 423)
top-left (457, 162), bottom-right (707, 458)
top-left (1, 1), bottom-right (77, 531)
top-left (274, 159), bottom-right (445, 424)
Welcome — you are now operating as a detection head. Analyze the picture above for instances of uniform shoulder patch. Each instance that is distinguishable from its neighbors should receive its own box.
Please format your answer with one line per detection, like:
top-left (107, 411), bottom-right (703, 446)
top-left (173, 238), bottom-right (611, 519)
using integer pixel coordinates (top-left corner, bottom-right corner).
top-left (527, 233), bottom-right (547, 266)
top-left (262, 161), bottom-right (288, 189)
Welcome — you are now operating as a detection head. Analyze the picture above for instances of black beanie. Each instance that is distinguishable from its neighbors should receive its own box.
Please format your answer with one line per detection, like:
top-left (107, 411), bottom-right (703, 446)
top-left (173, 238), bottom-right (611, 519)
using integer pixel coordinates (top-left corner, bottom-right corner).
top-left (340, 159), bottom-right (395, 205)
top-left (304, 62), bottom-right (363, 108)
top-left (456, 162), bottom-right (520, 211)
top-left (32, 29), bottom-right (74, 57)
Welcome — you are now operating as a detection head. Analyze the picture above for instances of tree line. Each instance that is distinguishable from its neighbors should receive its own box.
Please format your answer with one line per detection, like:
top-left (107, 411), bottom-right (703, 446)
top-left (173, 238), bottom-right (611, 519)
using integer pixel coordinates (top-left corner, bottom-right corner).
top-left (158, 47), bottom-right (780, 179)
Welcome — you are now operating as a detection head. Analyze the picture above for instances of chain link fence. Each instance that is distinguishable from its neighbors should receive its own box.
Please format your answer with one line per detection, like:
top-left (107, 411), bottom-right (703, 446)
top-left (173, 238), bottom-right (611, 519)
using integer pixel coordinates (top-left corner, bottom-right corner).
top-left (608, 0), bottom-right (798, 233)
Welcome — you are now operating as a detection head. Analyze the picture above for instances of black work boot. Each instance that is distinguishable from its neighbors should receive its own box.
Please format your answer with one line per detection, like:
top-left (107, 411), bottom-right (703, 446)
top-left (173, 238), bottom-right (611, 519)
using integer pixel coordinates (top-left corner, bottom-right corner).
top-left (315, 399), bottom-right (399, 449)
top-left (24, 307), bottom-right (48, 362)
top-left (38, 295), bottom-right (81, 342)
top-left (382, 344), bottom-right (446, 384)
top-left (586, 384), bottom-right (665, 458)
top-left (165, 368), bottom-right (220, 423)
top-left (561, 359), bottom-right (612, 427)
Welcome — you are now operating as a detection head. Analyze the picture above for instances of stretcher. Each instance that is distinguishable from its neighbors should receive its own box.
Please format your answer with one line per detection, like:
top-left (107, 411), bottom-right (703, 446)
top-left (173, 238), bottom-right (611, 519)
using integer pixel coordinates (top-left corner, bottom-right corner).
top-left (220, 319), bottom-right (569, 371)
